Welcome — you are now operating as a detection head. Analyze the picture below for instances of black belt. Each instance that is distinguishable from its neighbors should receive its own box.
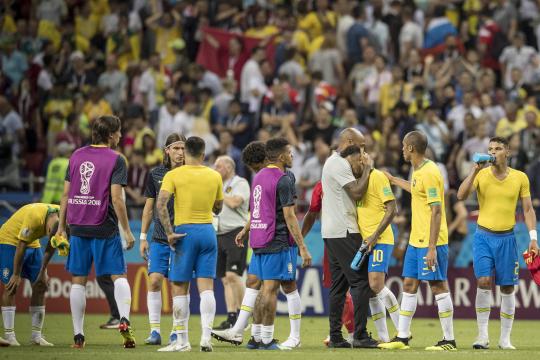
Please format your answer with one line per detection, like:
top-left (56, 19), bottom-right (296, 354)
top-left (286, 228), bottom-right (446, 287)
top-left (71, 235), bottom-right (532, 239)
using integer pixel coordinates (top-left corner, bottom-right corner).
top-left (477, 224), bottom-right (513, 234)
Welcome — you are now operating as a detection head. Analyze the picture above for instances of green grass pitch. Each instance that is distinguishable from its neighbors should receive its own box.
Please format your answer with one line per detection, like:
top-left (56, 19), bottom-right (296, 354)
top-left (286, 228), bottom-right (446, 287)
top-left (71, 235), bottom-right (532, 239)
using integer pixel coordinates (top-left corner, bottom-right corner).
top-left (1, 314), bottom-right (539, 359)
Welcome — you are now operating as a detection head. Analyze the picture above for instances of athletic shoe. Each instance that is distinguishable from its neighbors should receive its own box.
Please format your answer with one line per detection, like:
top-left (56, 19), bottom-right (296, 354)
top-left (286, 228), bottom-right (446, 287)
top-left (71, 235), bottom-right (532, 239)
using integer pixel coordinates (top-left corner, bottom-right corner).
top-left (246, 336), bottom-right (262, 350)
top-left (168, 332), bottom-right (177, 345)
top-left (144, 330), bottom-right (161, 345)
top-left (118, 317), bottom-right (136, 348)
top-left (211, 328), bottom-right (243, 345)
top-left (99, 317), bottom-right (120, 329)
top-left (498, 342), bottom-right (516, 350)
top-left (280, 337), bottom-right (301, 349)
top-left (472, 338), bottom-right (489, 349)
top-left (5, 336), bottom-right (20, 347)
top-left (72, 334), bottom-right (85, 349)
top-left (200, 338), bottom-right (213, 352)
top-left (157, 342), bottom-right (191, 352)
top-left (213, 319), bottom-right (233, 330)
top-left (352, 334), bottom-right (379, 348)
top-left (0, 337), bottom-right (9, 347)
top-left (327, 337), bottom-right (352, 348)
top-left (323, 335), bottom-right (330, 347)
top-left (260, 339), bottom-right (285, 350)
top-left (378, 336), bottom-right (410, 350)
top-left (425, 339), bottom-right (457, 351)
top-left (30, 336), bottom-right (54, 346)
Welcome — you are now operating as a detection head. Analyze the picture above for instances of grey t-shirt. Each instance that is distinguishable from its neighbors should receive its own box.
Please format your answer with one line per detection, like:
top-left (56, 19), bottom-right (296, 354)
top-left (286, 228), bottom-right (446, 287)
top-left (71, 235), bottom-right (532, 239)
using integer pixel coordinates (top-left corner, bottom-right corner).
top-left (321, 152), bottom-right (359, 238)
top-left (217, 175), bottom-right (250, 235)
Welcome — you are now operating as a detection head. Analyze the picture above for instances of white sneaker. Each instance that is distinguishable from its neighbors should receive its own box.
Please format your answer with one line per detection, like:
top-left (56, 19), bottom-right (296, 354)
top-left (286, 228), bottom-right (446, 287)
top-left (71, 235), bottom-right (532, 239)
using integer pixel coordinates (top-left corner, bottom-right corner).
top-left (211, 328), bottom-right (243, 345)
top-left (347, 333), bottom-right (354, 344)
top-left (200, 339), bottom-right (213, 352)
top-left (157, 342), bottom-right (191, 352)
top-left (0, 337), bottom-right (9, 347)
top-left (498, 342), bottom-right (516, 350)
top-left (5, 336), bottom-right (20, 346)
top-left (31, 337), bottom-right (54, 346)
top-left (280, 337), bottom-right (301, 349)
top-left (472, 338), bottom-right (489, 349)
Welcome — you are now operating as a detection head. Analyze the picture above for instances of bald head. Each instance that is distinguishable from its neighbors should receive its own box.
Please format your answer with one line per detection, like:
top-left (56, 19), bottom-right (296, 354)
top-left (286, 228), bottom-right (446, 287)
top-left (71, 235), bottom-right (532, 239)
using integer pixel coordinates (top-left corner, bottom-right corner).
top-left (404, 130), bottom-right (428, 154)
top-left (214, 155), bottom-right (236, 179)
top-left (338, 128), bottom-right (365, 152)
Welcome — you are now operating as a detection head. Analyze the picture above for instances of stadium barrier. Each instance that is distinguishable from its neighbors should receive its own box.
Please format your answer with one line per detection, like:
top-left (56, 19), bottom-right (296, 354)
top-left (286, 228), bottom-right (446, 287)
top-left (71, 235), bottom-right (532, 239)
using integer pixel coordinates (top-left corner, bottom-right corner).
top-left (8, 264), bottom-right (540, 319)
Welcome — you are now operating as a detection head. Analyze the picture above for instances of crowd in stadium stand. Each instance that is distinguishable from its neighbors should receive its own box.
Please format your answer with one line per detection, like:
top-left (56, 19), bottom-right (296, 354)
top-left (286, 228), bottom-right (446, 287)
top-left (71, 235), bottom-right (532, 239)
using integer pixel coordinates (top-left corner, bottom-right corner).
top-left (3, 0), bottom-right (540, 262)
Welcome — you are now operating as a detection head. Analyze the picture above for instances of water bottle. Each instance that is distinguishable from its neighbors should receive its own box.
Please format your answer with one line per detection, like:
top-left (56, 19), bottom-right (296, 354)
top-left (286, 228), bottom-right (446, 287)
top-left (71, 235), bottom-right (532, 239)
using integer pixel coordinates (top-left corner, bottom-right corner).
top-left (351, 243), bottom-right (370, 271)
top-left (472, 153), bottom-right (494, 164)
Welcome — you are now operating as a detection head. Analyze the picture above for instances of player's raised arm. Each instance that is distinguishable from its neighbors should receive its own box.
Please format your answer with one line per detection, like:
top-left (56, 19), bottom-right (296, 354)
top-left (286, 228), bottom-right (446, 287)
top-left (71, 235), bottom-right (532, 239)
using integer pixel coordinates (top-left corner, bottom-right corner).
top-left (457, 163), bottom-right (484, 200)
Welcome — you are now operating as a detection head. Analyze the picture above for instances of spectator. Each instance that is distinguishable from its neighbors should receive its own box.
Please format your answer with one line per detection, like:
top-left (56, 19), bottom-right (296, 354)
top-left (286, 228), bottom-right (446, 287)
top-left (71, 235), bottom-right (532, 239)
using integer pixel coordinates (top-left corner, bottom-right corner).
top-left (56, 113), bottom-right (84, 150)
top-left (346, 4), bottom-right (369, 66)
top-left (41, 141), bottom-right (74, 204)
top-left (145, 10), bottom-right (181, 68)
top-left (1, 37), bottom-right (28, 91)
top-left (98, 54), bottom-right (127, 113)
top-left (447, 90), bottom-right (483, 138)
top-left (83, 87), bottom-right (113, 124)
top-left (304, 102), bottom-right (337, 145)
top-left (299, 137), bottom-right (330, 200)
top-left (261, 82), bottom-right (295, 136)
top-left (219, 98), bottom-right (251, 149)
top-left (156, 91), bottom-right (182, 148)
top-left (416, 106), bottom-right (450, 162)
top-left (399, 6), bottom-right (423, 58)
top-left (456, 117), bottom-right (490, 179)
top-left (0, 96), bottom-right (24, 161)
top-left (125, 149), bottom-right (149, 219)
top-left (520, 109), bottom-right (540, 164)
top-left (240, 46), bottom-right (266, 114)
top-left (496, 102), bottom-right (527, 138)
top-left (189, 63), bottom-right (223, 97)
top-left (309, 29), bottom-right (345, 88)
top-left (215, 129), bottom-right (243, 176)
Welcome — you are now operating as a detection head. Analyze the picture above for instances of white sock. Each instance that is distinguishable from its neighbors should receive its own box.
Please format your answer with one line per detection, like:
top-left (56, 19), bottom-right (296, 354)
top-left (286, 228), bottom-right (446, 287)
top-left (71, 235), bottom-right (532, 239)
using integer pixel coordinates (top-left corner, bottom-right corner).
top-left (181, 294), bottom-right (190, 344)
top-left (261, 324), bottom-right (274, 345)
top-left (369, 297), bottom-right (389, 342)
top-left (113, 278), bottom-right (131, 320)
top-left (200, 290), bottom-right (215, 342)
top-left (435, 292), bottom-right (454, 341)
top-left (147, 291), bottom-right (161, 333)
top-left (475, 288), bottom-right (491, 340)
top-left (1, 306), bottom-right (15, 338)
top-left (172, 295), bottom-right (189, 345)
top-left (251, 323), bottom-right (262, 342)
top-left (29, 306), bottom-right (45, 339)
top-left (500, 292), bottom-right (515, 345)
top-left (232, 288), bottom-right (259, 334)
top-left (286, 290), bottom-right (302, 340)
top-left (378, 287), bottom-right (400, 330)
top-left (70, 284), bottom-right (86, 335)
top-left (397, 292), bottom-right (417, 339)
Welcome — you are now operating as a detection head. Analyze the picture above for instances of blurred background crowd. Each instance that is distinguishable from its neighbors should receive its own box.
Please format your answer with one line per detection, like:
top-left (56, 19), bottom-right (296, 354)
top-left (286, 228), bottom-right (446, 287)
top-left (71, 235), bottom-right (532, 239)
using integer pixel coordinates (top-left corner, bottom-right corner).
top-left (2, 0), bottom-right (540, 265)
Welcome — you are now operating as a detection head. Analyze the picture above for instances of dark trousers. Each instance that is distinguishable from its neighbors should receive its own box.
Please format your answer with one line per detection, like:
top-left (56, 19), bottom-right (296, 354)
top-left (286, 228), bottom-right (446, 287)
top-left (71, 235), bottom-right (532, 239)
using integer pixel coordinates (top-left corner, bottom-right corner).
top-left (324, 233), bottom-right (372, 341)
top-left (97, 275), bottom-right (120, 320)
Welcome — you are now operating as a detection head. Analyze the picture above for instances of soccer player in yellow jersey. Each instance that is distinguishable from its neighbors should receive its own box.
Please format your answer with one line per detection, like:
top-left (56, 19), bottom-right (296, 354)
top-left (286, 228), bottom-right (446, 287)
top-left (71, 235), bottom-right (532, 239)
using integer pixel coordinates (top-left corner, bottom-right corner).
top-left (380, 131), bottom-right (456, 351)
top-left (340, 146), bottom-right (400, 343)
top-left (0, 203), bottom-right (60, 347)
top-left (156, 136), bottom-right (224, 352)
top-left (457, 136), bottom-right (538, 350)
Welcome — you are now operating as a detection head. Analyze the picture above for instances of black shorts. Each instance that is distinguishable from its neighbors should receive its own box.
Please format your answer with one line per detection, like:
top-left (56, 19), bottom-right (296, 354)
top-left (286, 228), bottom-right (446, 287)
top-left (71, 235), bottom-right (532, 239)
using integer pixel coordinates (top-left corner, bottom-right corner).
top-left (217, 227), bottom-right (247, 278)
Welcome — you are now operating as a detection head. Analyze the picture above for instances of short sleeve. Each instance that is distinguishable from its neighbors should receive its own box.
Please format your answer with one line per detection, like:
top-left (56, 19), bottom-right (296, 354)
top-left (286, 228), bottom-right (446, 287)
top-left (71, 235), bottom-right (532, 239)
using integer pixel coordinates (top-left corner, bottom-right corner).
top-left (423, 169), bottom-right (442, 205)
top-left (143, 170), bottom-right (156, 198)
top-left (160, 171), bottom-right (175, 194)
top-left (520, 172), bottom-right (531, 198)
top-left (111, 155), bottom-right (128, 186)
top-left (277, 175), bottom-right (295, 207)
top-left (374, 171), bottom-right (395, 203)
top-left (18, 212), bottom-right (38, 243)
top-left (215, 173), bottom-right (224, 201)
top-left (309, 181), bottom-right (323, 212)
top-left (232, 179), bottom-right (250, 203)
top-left (329, 156), bottom-right (355, 188)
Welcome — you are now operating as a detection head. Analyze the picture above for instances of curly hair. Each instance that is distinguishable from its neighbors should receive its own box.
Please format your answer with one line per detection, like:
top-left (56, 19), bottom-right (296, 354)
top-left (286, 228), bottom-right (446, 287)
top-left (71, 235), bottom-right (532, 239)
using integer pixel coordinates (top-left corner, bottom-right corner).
top-left (241, 141), bottom-right (266, 167)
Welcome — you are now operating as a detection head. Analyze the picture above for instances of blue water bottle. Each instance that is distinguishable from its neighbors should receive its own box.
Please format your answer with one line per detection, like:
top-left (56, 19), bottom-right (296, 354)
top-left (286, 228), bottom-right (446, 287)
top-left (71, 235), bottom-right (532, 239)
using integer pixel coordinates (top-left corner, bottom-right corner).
top-left (351, 243), bottom-right (370, 271)
top-left (472, 153), bottom-right (494, 164)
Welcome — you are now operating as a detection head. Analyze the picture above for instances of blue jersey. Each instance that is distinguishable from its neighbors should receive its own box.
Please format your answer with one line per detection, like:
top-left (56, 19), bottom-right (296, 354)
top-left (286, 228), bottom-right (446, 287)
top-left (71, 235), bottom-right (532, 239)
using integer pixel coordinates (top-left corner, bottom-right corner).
top-left (144, 165), bottom-right (175, 243)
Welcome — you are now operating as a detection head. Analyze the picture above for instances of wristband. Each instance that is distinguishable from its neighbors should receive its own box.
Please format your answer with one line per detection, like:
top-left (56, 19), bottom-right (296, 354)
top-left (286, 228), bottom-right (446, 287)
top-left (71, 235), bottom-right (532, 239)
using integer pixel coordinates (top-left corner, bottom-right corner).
top-left (140, 233), bottom-right (147, 241)
top-left (530, 230), bottom-right (538, 241)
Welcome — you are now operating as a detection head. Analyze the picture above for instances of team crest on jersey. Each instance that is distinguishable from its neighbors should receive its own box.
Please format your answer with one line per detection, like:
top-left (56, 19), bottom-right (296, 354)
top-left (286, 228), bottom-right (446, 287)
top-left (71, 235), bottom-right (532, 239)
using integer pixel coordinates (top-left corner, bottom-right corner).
top-left (226, 186), bottom-right (232, 193)
top-left (2, 268), bottom-right (10, 280)
top-left (21, 227), bottom-right (30, 238)
top-left (412, 179), bottom-right (416, 187)
top-left (288, 262), bottom-right (293, 274)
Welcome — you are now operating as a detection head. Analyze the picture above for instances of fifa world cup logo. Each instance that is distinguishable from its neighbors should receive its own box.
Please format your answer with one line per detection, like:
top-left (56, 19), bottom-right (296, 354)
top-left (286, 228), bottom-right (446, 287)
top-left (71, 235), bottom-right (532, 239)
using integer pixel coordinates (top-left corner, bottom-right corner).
top-left (252, 185), bottom-right (262, 219)
top-left (79, 161), bottom-right (95, 195)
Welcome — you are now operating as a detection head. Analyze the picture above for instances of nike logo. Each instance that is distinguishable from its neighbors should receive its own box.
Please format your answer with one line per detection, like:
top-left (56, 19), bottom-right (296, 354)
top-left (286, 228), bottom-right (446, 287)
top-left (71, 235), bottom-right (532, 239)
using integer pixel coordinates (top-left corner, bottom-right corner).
top-left (421, 272), bottom-right (432, 276)
top-left (371, 263), bottom-right (381, 267)
top-left (158, 180), bottom-right (163, 184)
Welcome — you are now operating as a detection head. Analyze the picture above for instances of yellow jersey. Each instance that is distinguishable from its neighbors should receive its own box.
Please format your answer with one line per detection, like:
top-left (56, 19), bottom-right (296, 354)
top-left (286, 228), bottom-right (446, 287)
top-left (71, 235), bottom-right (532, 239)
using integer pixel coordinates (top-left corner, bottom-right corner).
top-left (410, 160), bottom-right (448, 247)
top-left (161, 165), bottom-right (224, 225)
top-left (357, 169), bottom-right (395, 245)
top-left (0, 204), bottom-right (59, 249)
top-left (474, 167), bottom-right (530, 231)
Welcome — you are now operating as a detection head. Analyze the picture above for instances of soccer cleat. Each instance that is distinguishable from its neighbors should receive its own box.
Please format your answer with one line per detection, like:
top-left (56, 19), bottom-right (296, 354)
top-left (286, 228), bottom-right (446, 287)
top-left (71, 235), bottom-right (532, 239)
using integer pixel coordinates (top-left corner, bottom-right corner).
top-left (0, 337), bottom-right (9, 347)
top-left (144, 330), bottom-right (162, 345)
top-left (327, 337), bottom-right (352, 348)
top-left (157, 342), bottom-right (191, 352)
top-left (118, 318), bottom-right (136, 348)
top-left (498, 343), bottom-right (516, 350)
top-left (260, 339), bottom-right (286, 350)
top-left (425, 339), bottom-right (457, 351)
top-left (168, 332), bottom-right (177, 345)
top-left (213, 319), bottom-right (233, 330)
top-left (378, 336), bottom-right (410, 350)
top-left (280, 337), bottom-right (301, 349)
top-left (30, 336), bottom-right (54, 346)
top-left (246, 336), bottom-right (262, 349)
top-left (211, 328), bottom-right (243, 345)
top-left (472, 338), bottom-right (489, 349)
top-left (72, 334), bottom-right (85, 349)
top-left (352, 333), bottom-right (379, 348)
top-left (323, 335), bottom-right (330, 347)
top-left (99, 317), bottom-right (120, 329)
top-left (5, 336), bottom-right (20, 347)
top-left (200, 338), bottom-right (213, 352)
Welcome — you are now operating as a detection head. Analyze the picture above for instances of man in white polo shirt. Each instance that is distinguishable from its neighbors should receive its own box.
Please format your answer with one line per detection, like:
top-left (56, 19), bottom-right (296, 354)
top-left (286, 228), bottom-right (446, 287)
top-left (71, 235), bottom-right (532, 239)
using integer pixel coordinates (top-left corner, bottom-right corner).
top-left (321, 128), bottom-right (377, 348)
top-left (213, 156), bottom-right (251, 330)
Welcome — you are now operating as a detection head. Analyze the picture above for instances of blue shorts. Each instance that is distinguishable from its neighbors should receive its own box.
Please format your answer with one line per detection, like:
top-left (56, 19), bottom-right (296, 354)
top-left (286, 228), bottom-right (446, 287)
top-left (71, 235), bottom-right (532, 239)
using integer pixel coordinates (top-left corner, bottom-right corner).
top-left (148, 241), bottom-right (171, 277)
top-left (289, 245), bottom-right (298, 279)
top-left (368, 244), bottom-right (394, 273)
top-left (473, 228), bottom-right (519, 286)
top-left (402, 244), bottom-right (448, 281)
top-left (66, 234), bottom-right (126, 277)
top-left (250, 248), bottom-right (294, 281)
top-left (0, 244), bottom-right (43, 284)
top-left (169, 224), bottom-right (217, 282)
